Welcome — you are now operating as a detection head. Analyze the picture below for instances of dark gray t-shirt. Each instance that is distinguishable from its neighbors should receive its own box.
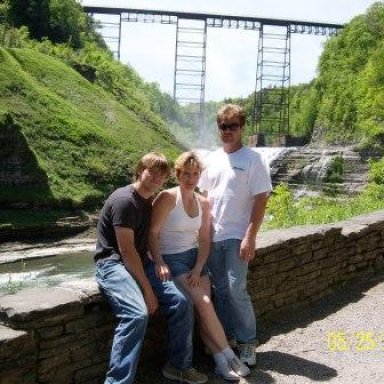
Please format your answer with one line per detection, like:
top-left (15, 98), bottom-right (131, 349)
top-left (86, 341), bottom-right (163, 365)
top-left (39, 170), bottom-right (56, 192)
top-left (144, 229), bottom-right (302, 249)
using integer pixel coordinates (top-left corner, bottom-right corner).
top-left (95, 184), bottom-right (152, 265)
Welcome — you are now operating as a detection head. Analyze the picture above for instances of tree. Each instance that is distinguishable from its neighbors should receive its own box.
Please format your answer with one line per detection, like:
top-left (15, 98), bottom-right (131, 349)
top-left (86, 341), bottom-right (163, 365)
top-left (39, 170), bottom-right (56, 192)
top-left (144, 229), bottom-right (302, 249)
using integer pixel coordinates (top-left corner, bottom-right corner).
top-left (7, 0), bottom-right (50, 39)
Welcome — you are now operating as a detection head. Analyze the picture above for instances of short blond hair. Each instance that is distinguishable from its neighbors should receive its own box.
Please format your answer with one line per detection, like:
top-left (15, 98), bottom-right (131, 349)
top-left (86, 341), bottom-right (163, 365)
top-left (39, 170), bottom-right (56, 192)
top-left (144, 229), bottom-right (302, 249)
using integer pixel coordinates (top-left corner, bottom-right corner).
top-left (135, 152), bottom-right (170, 180)
top-left (174, 151), bottom-right (204, 178)
top-left (216, 104), bottom-right (246, 127)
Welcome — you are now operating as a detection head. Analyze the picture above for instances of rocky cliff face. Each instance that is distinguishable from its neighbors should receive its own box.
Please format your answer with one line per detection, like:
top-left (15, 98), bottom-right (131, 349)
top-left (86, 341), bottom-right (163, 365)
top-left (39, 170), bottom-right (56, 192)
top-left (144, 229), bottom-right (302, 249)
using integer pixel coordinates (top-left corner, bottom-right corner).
top-left (0, 112), bottom-right (52, 206)
top-left (270, 146), bottom-right (375, 195)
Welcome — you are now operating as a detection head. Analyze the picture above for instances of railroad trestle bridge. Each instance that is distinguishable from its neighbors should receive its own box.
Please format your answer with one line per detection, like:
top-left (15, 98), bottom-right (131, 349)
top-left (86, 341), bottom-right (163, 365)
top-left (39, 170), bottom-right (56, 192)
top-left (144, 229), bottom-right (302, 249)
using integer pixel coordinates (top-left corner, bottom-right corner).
top-left (83, 5), bottom-right (343, 144)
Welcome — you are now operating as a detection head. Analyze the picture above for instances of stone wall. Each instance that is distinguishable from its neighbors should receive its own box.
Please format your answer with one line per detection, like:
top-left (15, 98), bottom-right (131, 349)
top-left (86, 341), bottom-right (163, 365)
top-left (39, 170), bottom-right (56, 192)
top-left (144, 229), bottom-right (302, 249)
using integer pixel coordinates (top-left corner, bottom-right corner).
top-left (1, 211), bottom-right (384, 383)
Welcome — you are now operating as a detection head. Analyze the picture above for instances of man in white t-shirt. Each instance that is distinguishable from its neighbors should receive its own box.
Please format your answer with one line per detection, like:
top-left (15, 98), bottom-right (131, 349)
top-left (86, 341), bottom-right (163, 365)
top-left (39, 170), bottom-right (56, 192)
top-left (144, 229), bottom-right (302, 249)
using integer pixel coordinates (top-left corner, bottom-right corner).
top-left (198, 104), bottom-right (272, 367)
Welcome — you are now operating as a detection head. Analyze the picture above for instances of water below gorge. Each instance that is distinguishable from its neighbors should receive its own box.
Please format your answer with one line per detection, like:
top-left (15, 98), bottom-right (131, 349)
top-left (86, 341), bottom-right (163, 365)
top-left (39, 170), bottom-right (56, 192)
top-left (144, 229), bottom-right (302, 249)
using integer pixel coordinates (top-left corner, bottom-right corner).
top-left (0, 250), bottom-right (94, 296)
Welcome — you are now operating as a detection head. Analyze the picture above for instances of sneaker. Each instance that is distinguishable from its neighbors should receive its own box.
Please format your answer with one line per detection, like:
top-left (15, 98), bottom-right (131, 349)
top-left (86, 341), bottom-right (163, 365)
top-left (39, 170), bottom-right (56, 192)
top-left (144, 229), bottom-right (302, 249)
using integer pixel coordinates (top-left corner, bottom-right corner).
top-left (215, 363), bottom-right (240, 382)
top-left (239, 343), bottom-right (257, 367)
top-left (230, 355), bottom-right (251, 377)
top-left (162, 361), bottom-right (208, 384)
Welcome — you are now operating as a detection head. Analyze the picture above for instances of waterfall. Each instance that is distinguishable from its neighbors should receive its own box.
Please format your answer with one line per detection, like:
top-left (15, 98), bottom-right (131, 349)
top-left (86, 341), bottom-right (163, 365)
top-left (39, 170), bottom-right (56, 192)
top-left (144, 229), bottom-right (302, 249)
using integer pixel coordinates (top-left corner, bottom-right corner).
top-left (195, 146), bottom-right (370, 196)
top-left (251, 147), bottom-right (296, 168)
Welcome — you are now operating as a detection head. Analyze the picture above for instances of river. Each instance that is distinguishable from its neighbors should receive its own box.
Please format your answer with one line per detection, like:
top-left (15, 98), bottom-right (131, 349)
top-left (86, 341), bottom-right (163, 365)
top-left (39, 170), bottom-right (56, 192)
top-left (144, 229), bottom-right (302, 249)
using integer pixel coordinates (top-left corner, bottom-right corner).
top-left (0, 250), bottom-right (94, 296)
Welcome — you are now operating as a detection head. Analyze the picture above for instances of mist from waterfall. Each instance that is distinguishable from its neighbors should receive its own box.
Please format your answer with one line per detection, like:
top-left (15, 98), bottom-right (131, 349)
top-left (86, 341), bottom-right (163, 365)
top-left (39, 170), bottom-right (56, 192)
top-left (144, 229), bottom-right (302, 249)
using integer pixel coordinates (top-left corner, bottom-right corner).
top-left (194, 146), bottom-right (294, 170)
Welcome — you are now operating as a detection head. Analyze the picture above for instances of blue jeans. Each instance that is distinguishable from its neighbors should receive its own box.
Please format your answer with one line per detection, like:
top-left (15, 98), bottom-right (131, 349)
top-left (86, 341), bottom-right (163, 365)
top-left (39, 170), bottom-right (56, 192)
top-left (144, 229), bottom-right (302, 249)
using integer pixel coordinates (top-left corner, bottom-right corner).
top-left (208, 239), bottom-right (257, 344)
top-left (162, 248), bottom-right (208, 278)
top-left (95, 259), bottom-right (148, 384)
top-left (145, 261), bottom-right (194, 369)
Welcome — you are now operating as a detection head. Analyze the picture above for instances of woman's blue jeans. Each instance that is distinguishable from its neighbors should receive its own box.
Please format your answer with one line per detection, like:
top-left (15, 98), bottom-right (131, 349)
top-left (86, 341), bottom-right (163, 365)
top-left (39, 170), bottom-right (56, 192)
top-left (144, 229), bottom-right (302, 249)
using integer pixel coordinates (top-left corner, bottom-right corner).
top-left (208, 239), bottom-right (257, 344)
top-left (95, 259), bottom-right (148, 384)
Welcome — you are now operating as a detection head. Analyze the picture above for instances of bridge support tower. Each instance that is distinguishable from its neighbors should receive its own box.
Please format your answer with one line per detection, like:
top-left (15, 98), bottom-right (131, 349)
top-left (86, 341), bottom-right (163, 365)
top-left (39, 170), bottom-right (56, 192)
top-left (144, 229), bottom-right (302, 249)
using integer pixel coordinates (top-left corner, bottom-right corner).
top-left (173, 18), bottom-right (207, 137)
top-left (253, 24), bottom-right (291, 145)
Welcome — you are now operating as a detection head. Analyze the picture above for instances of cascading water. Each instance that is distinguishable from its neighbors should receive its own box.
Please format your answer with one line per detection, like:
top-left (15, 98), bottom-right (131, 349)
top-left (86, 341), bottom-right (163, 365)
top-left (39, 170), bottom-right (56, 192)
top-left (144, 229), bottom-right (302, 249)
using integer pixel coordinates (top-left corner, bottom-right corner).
top-left (196, 145), bottom-right (370, 196)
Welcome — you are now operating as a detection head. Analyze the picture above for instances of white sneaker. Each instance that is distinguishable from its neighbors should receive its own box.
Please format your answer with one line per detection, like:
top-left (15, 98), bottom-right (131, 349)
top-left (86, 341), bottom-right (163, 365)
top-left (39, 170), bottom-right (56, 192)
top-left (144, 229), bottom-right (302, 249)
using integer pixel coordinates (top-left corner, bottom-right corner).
top-left (239, 343), bottom-right (257, 367)
top-left (215, 362), bottom-right (240, 382)
top-left (230, 355), bottom-right (251, 377)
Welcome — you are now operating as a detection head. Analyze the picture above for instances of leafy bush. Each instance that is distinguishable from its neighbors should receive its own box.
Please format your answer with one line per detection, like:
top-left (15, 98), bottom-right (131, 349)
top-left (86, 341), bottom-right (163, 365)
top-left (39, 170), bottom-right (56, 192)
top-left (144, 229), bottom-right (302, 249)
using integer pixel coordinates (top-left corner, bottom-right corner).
top-left (265, 184), bottom-right (298, 229)
top-left (325, 156), bottom-right (344, 183)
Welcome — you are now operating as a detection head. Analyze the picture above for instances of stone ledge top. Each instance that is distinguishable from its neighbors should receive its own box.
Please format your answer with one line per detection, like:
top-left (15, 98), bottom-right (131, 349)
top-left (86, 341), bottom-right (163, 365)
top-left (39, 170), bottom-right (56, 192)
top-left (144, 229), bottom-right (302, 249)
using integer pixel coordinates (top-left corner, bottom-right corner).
top-left (0, 280), bottom-right (102, 326)
top-left (0, 324), bottom-right (27, 342)
top-left (59, 278), bottom-right (101, 304)
top-left (0, 286), bottom-right (85, 325)
top-left (258, 224), bottom-right (338, 248)
top-left (258, 210), bottom-right (384, 248)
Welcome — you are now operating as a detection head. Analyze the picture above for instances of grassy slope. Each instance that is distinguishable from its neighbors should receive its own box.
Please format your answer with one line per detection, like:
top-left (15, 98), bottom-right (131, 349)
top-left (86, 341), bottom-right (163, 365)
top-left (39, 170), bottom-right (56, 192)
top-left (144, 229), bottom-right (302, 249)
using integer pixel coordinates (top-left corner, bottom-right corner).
top-left (0, 47), bottom-right (181, 207)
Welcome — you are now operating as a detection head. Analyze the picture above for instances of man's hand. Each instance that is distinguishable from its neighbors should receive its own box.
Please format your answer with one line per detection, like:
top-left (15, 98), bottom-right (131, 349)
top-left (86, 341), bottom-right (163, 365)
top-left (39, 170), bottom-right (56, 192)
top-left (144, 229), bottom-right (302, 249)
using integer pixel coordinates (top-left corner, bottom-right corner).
top-left (240, 236), bottom-right (256, 262)
top-left (143, 287), bottom-right (159, 315)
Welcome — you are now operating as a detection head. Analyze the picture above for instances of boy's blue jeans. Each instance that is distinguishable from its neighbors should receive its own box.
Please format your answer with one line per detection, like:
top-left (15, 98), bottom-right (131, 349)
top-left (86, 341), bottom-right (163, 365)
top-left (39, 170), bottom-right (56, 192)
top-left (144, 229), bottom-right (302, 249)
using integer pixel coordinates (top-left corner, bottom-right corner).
top-left (96, 259), bottom-right (194, 384)
top-left (96, 259), bottom-right (148, 384)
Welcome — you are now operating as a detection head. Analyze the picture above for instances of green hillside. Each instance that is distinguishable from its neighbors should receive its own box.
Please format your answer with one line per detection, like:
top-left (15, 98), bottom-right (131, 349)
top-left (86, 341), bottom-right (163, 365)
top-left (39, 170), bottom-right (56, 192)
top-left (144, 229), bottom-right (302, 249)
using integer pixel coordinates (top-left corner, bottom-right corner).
top-left (314, 2), bottom-right (384, 146)
top-left (223, 3), bottom-right (384, 148)
top-left (0, 47), bottom-right (181, 208)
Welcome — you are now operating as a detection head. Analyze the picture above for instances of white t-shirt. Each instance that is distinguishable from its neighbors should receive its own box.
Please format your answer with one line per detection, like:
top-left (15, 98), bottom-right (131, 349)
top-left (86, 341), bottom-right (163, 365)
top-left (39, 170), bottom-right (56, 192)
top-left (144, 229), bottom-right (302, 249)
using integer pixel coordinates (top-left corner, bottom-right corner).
top-left (159, 187), bottom-right (202, 254)
top-left (198, 147), bottom-right (272, 241)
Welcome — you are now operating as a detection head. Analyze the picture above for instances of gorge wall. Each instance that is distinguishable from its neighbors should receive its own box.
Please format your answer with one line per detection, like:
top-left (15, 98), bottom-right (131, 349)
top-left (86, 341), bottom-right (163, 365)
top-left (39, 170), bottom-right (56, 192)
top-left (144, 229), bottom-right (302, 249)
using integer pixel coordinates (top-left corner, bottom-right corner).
top-left (1, 211), bottom-right (384, 383)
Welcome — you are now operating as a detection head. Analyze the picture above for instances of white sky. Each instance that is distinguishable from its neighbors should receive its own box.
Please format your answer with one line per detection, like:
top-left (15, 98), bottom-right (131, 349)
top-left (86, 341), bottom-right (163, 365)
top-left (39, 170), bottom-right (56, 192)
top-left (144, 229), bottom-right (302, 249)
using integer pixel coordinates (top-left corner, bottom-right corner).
top-left (81, 0), bottom-right (379, 101)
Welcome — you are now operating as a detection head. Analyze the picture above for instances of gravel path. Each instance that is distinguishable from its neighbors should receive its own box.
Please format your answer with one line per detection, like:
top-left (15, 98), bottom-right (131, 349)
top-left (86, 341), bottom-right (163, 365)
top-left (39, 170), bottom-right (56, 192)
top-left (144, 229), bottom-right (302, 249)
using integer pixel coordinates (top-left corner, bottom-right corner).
top-left (136, 270), bottom-right (384, 384)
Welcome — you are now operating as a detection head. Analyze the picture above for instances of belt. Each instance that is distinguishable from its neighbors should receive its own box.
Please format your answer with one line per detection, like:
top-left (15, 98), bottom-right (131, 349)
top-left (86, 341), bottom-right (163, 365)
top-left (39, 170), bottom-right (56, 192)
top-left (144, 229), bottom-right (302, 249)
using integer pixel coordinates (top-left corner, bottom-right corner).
top-left (95, 254), bottom-right (121, 264)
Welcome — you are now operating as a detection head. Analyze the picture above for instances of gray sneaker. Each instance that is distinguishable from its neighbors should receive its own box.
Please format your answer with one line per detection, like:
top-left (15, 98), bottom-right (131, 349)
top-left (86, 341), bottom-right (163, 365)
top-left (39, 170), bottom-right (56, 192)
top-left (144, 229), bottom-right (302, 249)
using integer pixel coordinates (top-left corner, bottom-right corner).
top-left (230, 355), bottom-right (251, 377)
top-left (162, 361), bottom-right (208, 384)
top-left (239, 343), bottom-right (257, 367)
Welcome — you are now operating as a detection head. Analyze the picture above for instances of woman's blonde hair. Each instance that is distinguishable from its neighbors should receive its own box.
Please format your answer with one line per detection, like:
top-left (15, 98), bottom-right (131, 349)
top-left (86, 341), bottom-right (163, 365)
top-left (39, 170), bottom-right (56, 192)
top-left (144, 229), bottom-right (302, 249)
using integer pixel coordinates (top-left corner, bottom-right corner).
top-left (174, 151), bottom-right (204, 178)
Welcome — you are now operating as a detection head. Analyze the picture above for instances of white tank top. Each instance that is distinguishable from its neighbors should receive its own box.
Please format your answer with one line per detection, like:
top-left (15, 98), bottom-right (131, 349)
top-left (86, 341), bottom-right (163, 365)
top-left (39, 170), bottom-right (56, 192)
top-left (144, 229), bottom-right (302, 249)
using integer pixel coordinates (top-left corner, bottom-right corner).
top-left (159, 187), bottom-right (202, 254)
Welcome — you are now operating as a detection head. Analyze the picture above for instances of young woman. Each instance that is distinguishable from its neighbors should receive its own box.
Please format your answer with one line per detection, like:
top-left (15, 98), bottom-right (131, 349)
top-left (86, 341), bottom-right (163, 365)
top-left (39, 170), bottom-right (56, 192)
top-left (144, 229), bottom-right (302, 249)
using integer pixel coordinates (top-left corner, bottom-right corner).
top-left (148, 151), bottom-right (250, 382)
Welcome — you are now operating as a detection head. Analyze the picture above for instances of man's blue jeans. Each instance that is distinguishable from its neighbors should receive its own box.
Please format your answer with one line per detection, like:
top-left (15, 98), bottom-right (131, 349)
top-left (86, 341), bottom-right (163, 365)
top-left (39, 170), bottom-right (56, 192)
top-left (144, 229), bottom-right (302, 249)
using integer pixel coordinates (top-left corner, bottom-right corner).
top-left (145, 261), bottom-right (194, 369)
top-left (95, 259), bottom-right (148, 384)
top-left (208, 239), bottom-right (257, 344)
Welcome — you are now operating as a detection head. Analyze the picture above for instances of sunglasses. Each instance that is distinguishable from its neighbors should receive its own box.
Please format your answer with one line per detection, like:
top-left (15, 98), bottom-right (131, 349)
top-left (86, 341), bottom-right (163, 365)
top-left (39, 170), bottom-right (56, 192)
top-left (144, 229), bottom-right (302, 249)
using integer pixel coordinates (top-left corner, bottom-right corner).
top-left (218, 123), bottom-right (241, 132)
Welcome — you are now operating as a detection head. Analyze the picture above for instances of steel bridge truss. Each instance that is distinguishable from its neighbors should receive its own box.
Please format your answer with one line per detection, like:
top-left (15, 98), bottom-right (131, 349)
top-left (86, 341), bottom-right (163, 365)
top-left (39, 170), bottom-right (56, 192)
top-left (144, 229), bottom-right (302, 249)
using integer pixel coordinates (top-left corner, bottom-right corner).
top-left (85, 6), bottom-right (343, 141)
top-left (254, 25), bottom-right (291, 143)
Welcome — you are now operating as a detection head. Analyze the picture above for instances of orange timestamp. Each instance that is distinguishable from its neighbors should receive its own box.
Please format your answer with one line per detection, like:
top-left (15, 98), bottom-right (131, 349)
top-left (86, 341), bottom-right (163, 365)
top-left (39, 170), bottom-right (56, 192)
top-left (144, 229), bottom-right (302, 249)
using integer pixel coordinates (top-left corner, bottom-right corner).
top-left (326, 330), bottom-right (384, 352)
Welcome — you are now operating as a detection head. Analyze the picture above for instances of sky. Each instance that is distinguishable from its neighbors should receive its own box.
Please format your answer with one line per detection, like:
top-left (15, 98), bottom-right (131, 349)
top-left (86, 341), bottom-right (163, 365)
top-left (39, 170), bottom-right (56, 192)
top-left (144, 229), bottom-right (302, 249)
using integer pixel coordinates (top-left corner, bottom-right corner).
top-left (81, 0), bottom-right (379, 101)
